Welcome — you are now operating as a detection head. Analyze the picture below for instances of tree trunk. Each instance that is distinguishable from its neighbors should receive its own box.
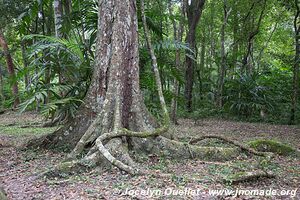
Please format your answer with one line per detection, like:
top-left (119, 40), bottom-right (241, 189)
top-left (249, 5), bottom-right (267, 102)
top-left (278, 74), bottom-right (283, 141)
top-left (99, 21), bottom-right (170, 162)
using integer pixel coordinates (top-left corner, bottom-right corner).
top-left (291, 1), bottom-right (300, 124)
top-left (63, 0), bottom-right (72, 16)
top-left (184, 0), bottom-right (206, 112)
top-left (53, 0), bottom-right (63, 38)
top-left (0, 30), bottom-right (19, 109)
top-left (217, 1), bottom-right (231, 108)
top-left (231, 1), bottom-right (239, 79)
top-left (198, 26), bottom-right (205, 100)
top-left (241, 0), bottom-right (266, 75)
top-left (29, 0), bottom-right (156, 148)
top-left (21, 41), bottom-right (29, 89)
top-left (209, 1), bottom-right (216, 84)
top-left (53, 0), bottom-right (65, 88)
top-left (30, 0), bottom-right (161, 172)
top-left (42, 1), bottom-right (52, 104)
top-left (168, 0), bottom-right (184, 124)
top-left (0, 65), bottom-right (4, 100)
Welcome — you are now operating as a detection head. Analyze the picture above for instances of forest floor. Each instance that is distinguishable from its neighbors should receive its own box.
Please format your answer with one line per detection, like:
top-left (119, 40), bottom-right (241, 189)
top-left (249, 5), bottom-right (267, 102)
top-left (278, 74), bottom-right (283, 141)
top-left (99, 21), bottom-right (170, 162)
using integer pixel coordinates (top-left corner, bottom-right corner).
top-left (0, 112), bottom-right (299, 200)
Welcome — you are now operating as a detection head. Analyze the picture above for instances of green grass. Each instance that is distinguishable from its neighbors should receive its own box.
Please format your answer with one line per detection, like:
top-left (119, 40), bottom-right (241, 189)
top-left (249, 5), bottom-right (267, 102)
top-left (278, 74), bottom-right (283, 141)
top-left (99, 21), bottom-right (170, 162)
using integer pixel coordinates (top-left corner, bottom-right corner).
top-left (0, 125), bottom-right (57, 136)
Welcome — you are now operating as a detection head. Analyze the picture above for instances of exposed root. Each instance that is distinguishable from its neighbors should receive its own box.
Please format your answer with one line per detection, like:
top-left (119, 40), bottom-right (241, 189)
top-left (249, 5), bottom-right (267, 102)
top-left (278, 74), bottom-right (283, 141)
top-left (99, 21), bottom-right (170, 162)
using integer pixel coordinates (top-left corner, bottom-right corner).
top-left (151, 136), bottom-right (240, 161)
top-left (189, 135), bottom-right (268, 156)
top-left (224, 170), bottom-right (275, 184)
top-left (95, 136), bottom-right (137, 175)
top-left (93, 124), bottom-right (169, 175)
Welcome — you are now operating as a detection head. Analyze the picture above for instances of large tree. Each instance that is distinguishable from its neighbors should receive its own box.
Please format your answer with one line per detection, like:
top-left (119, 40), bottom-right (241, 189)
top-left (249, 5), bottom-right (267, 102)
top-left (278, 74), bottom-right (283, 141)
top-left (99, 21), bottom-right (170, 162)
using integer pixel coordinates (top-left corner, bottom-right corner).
top-left (28, 0), bottom-right (259, 175)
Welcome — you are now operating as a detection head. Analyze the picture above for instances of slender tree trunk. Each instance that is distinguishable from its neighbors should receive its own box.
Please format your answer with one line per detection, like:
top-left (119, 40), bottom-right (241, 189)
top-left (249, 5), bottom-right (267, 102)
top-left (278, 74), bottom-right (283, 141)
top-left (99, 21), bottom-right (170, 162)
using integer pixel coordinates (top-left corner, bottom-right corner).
top-left (241, 0), bottom-right (266, 75)
top-left (21, 41), bottom-right (29, 89)
top-left (257, 21), bottom-right (278, 70)
top-left (232, 2), bottom-right (239, 79)
top-left (53, 0), bottom-right (65, 88)
top-left (291, 1), bottom-right (300, 124)
top-left (32, 38), bottom-right (41, 111)
top-left (0, 65), bottom-right (4, 100)
top-left (63, 0), bottom-right (72, 16)
top-left (209, 1), bottom-right (216, 87)
top-left (0, 30), bottom-right (19, 109)
top-left (53, 0), bottom-right (63, 38)
top-left (184, 0), bottom-right (206, 112)
top-left (41, 1), bottom-right (52, 104)
top-left (198, 26), bottom-right (205, 100)
top-left (217, 1), bottom-right (231, 108)
top-left (168, 0), bottom-right (184, 124)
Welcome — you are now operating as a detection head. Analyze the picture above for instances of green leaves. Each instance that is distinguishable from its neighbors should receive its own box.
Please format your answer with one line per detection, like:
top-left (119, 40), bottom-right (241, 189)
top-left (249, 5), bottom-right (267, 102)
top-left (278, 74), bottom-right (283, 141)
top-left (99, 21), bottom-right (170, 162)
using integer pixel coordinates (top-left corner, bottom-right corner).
top-left (19, 82), bottom-right (85, 119)
top-left (23, 34), bottom-right (84, 60)
top-left (224, 73), bottom-right (273, 116)
top-left (152, 39), bottom-right (193, 53)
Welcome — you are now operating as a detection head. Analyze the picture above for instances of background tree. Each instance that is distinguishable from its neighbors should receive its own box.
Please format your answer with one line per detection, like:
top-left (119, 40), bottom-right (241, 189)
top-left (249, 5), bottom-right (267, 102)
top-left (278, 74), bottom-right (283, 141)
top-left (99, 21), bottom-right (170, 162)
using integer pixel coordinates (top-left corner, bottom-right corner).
top-left (184, 0), bottom-right (205, 112)
top-left (0, 30), bottom-right (19, 109)
top-left (0, 0), bottom-right (299, 125)
top-left (291, 0), bottom-right (300, 124)
top-left (217, 0), bottom-right (231, 108)
top-left (168, 0), bottom-right (185, 124)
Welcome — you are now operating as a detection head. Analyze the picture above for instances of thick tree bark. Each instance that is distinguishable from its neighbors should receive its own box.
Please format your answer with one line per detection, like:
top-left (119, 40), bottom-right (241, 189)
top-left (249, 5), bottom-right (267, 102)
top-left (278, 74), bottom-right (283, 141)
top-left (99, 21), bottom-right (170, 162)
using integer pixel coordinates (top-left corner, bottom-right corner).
top-left (291, 0), bottom-right (300, 124)
top-left (66, 0), bottom-right (165, 173)
top-left (0, 30), bottom-right (19, 109)
top-left (29, 0), bottom-right (158, 149)
top-left (184, 0), bottom-right (205, 112)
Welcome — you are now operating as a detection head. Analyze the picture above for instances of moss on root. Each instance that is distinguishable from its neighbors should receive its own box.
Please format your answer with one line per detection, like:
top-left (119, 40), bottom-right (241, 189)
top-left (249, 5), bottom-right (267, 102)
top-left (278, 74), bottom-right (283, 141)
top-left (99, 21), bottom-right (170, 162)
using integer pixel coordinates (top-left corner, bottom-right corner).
top-left (247, 139), bottom-right (300, 157)
top-left (224, 170), bottom-right (275, 184)
top-left (150, 137), bottom-right (241, 161)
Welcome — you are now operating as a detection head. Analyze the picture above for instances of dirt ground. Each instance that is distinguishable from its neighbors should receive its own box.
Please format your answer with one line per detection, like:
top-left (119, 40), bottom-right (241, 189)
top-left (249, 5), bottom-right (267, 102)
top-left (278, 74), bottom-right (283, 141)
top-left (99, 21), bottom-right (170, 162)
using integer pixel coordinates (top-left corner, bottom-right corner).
top-left (0, 112), bottom-right (299, 200)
